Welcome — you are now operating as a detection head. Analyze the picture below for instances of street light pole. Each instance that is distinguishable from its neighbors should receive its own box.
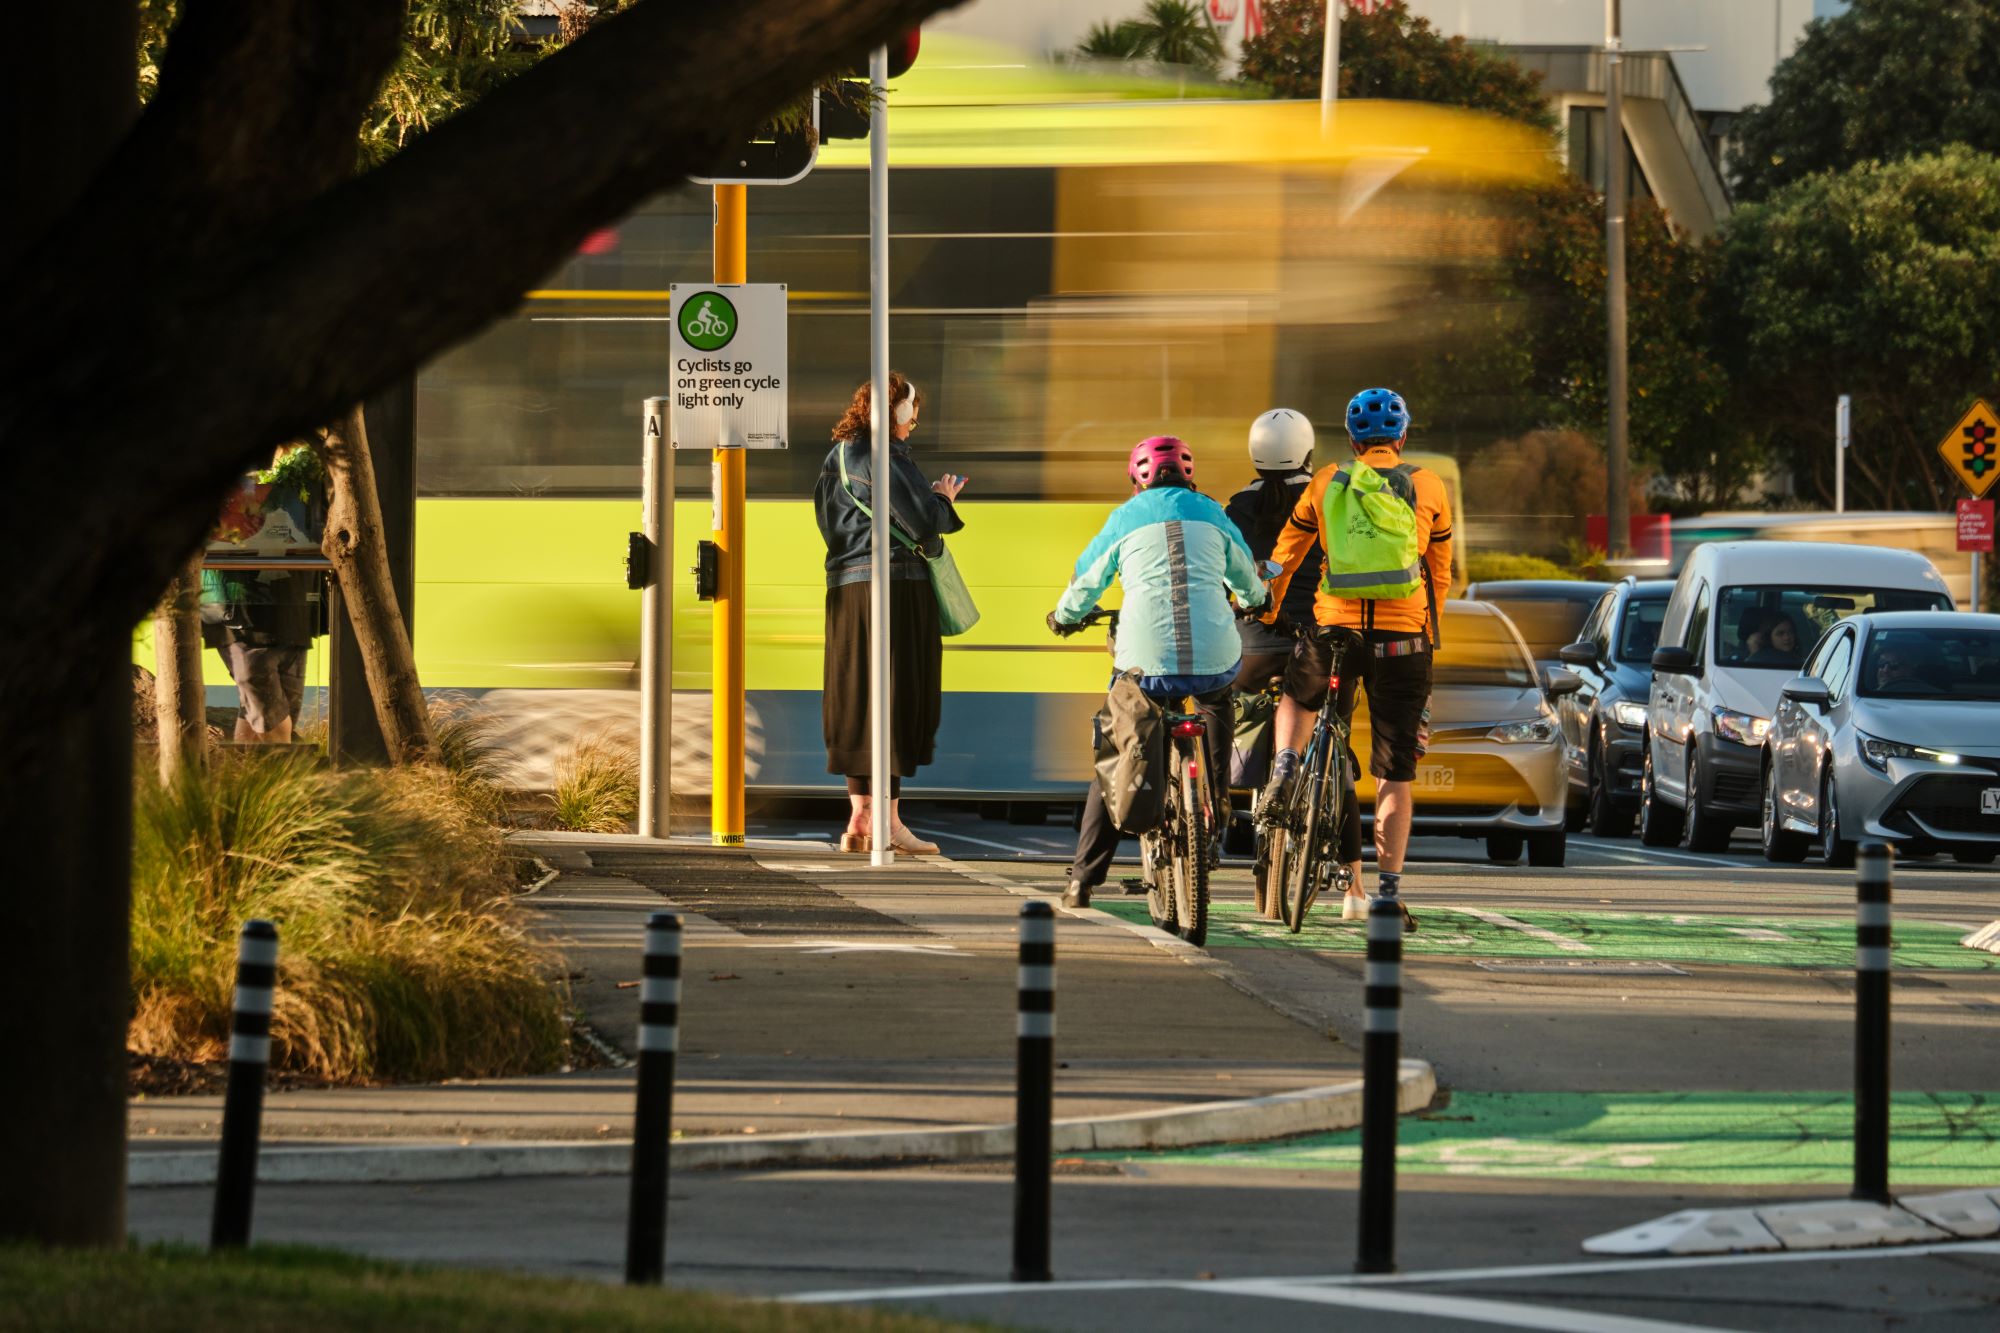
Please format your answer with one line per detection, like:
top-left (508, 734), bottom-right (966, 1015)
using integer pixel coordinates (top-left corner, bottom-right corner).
top-left (867, 44), bottom-right (893, 868)
top-left (1604, 0), bottom-right (1631, 561)
top-left (1321, 2), bottom-right (1341, 134)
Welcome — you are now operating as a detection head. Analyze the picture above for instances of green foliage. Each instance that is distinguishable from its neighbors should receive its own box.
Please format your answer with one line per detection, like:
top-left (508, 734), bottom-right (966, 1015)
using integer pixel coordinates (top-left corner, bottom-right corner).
top-left (550, 733), bottom-right (639, 833)
top-left (130, 751), bottom-right (564, 1083)
top-left (1730, 0), bottom-right (2000, 202)
top-left (1076, 2), bottom-right (1226, 76)
top-left (1464, 552), bottom-right (1577, 584)
top-left (1239, 0), bottom-right (1556, 132)
top-left (253, 444), bottom-right (323, 504)
top-left (0, 1244), bottom-right (981, 1333)
top-left (1720, 146), bottom-right (2000, 510)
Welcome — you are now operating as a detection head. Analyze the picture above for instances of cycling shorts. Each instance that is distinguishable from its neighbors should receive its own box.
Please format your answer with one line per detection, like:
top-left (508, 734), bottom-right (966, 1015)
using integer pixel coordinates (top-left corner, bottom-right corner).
top-left (1283, 627), bottom-right (1433, 783)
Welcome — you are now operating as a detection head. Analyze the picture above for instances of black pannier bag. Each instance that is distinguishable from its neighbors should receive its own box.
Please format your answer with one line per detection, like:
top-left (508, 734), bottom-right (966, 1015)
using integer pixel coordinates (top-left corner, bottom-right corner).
top-left (1092, 672), bottom-right (1167, 833)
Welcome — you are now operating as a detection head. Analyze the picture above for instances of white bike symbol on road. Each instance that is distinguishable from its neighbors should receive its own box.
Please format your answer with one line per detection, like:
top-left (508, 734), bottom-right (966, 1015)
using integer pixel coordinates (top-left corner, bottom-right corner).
top-left (687, 299), bottom-right (731, 340)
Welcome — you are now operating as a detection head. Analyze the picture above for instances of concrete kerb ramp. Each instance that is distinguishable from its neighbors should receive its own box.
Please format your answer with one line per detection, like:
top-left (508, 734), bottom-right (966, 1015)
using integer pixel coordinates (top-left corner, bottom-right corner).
top-left (1584, 1190), bottom-right (2000, 1256)
top-left (129, 1060), bottom-right (1434, 1188)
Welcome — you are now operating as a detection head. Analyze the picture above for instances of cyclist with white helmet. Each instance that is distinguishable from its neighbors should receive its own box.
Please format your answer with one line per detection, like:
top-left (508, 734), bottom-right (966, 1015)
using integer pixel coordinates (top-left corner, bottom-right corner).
top-left (1048, 436), bottom-right (1269, 909)
top-left (1225, 408), bottom-right (1322, 687)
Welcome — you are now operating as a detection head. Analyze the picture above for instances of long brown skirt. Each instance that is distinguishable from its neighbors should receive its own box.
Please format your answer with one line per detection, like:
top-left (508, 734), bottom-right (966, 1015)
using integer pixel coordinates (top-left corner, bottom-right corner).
top-left (822, 578), bottom-right (943, 777)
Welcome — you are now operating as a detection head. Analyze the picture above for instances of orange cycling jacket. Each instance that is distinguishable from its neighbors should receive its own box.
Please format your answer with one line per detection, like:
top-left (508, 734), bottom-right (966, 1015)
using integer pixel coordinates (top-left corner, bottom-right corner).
top-left (1264, 445), bottom-right (1455, 641)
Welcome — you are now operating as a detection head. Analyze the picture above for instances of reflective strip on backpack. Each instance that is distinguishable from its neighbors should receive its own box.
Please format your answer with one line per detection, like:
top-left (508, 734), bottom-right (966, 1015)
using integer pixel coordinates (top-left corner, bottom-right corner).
top-left (1320, 563), bottom-right (1424, 591)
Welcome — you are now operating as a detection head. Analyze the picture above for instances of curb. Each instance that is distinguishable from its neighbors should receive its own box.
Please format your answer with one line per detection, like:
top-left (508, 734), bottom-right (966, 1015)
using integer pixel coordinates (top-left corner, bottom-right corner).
top-left (127, 1060), bottom-right (1434, 1188)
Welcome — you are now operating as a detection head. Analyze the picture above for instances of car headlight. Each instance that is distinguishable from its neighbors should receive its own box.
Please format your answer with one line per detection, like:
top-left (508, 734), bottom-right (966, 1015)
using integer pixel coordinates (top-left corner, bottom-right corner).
top-left (1712, 709), bottom-right (1771, 746)
top-left (1488, 717), bottom-right (1557, 744)
top-left (1858, 732), bottom-right (1962, 772)
top-left (1612, 700), bottom-right (1648, 730)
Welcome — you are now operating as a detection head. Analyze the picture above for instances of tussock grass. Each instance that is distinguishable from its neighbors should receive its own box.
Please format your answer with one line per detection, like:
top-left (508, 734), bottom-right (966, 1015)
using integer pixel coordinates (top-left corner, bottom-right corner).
top-left (130, 749), bottom-right (564, 1084)
top-left (0, 1244), bottom-right (978, 1333)
top-left (550, 732), bottom-right (639, 833)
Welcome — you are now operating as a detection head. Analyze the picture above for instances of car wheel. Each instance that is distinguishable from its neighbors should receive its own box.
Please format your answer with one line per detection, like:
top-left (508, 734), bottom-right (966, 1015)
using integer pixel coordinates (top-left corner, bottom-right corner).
top-left (1485, 833), bottom-right (1525, 864)
top-left (1638, 748), bottom-right (1682, 847)
top-left (1586, 736), bottom-right (1635, 839)
top-left (1952, 848), bottom-right (1997, 866)
top-left (1527, 829), bottom-right (1567, 867)
top-left (1760, 760), bottom-right (1810, 864)
top-left (1680, 752), bottom-right (1733, 853)
top-left (1818, 767), bottom-right (1855, 868)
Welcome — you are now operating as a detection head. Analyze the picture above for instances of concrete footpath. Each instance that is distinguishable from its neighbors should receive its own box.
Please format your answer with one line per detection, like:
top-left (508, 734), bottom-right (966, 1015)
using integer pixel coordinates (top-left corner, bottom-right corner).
top-left (130, 834), bottom-right (1422, 1182)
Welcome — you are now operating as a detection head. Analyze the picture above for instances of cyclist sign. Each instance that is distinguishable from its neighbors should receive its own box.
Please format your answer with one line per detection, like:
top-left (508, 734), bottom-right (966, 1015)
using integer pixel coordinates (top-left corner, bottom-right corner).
top-left (668, 283), bottom-right (787, 449)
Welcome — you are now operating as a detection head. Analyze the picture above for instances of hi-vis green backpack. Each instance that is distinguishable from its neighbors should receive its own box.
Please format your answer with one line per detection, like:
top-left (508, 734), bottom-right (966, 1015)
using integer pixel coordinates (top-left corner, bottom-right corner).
top-left (1319, 461), bottom-right (1422, 599)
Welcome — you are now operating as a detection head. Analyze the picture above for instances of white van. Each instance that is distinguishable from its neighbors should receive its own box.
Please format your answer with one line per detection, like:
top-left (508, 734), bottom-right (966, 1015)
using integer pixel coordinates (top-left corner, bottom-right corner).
top-left (1639, 542), bottom-right (1953, 850)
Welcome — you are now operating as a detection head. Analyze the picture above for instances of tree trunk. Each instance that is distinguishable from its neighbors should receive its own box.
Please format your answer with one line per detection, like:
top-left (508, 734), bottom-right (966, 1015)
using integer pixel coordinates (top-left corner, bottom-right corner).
top-left (319, 406), bottom-right (436, 765)
top-left (152, 553), bottom-right (208, 780)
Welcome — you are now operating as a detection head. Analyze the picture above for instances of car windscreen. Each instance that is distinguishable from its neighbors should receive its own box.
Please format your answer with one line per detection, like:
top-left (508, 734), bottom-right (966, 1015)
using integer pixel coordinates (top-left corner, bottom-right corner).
top-left (1858, 627), bottom-right (2000, 700)
top-left (1614, 596), bottom-right (1669, 664)
top-left (1715, 584), bottom-right (1949, 671)
top-left (1483, 596), bottom-right (1597, 662)
top-left (1435, 613), bottom-right (1536, 687)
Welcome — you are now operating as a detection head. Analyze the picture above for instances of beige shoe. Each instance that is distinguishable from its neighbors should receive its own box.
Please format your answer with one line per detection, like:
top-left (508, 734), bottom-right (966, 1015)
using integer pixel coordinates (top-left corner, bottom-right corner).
top-left (889, 824), bottom-right (940, 856)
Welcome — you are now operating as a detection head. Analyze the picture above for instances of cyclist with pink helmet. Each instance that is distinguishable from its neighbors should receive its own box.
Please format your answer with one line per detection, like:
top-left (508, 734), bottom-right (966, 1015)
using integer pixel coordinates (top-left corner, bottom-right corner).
top-left (1046, 436), bottom-right (1269, 907)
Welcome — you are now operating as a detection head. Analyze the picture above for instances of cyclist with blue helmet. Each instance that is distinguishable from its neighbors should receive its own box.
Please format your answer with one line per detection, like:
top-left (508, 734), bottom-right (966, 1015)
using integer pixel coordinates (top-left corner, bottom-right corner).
top-left (1260, 388), bottom-right (1455, 928)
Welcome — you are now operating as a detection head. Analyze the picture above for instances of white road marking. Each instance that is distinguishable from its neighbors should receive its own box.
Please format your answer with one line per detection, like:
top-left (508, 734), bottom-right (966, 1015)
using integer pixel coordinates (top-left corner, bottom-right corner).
top-left (912, 826), bottom-right (1049, 856)
top-left (780, 1239), bottom-right (2000, 1306)
top-left (1445, 907), bottom-right (1594, 952)
top-left (742, 940), bottom-right (967, 956)
top-left (1196, 1280), bottom-right (1724, 1331)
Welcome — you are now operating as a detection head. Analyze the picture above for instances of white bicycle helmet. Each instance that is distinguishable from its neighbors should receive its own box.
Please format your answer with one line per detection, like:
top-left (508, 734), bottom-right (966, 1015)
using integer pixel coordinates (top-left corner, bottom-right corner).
top-left (1247, 408), bottom-right (1314, 471)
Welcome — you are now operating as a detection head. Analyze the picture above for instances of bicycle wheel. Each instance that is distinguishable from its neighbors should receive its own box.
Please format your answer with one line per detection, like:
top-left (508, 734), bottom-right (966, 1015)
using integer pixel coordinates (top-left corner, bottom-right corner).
top-left (1285, 741), bottom-right (1339, 934)
top-left (1175, 750), bottom-right (1210, 947)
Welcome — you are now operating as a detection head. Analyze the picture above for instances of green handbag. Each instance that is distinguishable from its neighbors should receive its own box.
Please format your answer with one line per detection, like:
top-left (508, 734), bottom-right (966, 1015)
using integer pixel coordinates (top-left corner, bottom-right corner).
top-left (837, 443), bottom-right (980, 637)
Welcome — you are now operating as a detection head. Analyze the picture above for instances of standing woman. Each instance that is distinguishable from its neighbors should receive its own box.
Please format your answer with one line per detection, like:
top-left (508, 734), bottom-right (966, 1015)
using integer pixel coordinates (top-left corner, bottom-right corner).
top-left (816, 372), bottom-right (968, 853)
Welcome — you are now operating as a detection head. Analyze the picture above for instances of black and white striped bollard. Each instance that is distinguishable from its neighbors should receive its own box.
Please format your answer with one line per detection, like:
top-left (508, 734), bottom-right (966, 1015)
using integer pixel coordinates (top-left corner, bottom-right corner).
top-left (211, 919), bottom-right (278, 1249)
top-left (1357, 894), bottom-right (1402, 1275)
top-left (1853, 843), bottom-right (1893, 1205)
top-left (625, 911), bottom-right (682, 1285)
top-left (1012, 901), bottom-right (1056, 1283)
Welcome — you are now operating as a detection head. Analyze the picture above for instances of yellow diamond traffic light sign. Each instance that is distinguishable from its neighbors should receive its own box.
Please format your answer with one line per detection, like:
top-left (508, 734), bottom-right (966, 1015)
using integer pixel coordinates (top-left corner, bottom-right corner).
top-left (1938, 399), bottom-right (2000, 499)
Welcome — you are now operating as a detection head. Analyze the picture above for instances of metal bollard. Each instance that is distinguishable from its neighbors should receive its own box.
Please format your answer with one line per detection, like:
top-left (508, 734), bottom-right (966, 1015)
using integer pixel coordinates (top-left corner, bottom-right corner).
top-left (1012, 901), bottom-right (1056, 1283)
top-left (1853, 844), bottom-right (1893, 1205)
top-left (1356, 894), bottom-right (1402, 1275)
top-left (625, 912), bottom-right (682, 1285)
top-left (211, 920), bottom-right (278, 1249)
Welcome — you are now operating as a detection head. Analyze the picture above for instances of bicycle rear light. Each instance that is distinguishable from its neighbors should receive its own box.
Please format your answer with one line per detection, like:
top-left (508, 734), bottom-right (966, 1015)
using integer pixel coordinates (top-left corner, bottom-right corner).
top-left (1171, 720), bottom-right (1205, 738)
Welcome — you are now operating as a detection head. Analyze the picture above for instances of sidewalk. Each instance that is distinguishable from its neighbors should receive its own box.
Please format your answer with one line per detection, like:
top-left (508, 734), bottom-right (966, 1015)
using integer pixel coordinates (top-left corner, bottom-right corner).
top-left (130, 836), bottom-right (1399, 1172)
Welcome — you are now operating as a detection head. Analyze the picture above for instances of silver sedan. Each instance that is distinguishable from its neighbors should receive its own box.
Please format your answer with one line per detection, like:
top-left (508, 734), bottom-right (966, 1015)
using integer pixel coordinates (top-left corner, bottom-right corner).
top-left (1762, 611), bottom-right (2000, 866)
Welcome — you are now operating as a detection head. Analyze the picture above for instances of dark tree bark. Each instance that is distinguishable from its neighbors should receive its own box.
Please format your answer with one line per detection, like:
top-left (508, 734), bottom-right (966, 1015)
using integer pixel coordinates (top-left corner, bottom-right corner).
top-left (0, 1), bottom-right (140, 1251)
top-left (152, 553), bottom-right (208, 780)
top-left (0, 0), bottom-right (961, 1245)
top-left (319, 407), bottom-right (436, 765)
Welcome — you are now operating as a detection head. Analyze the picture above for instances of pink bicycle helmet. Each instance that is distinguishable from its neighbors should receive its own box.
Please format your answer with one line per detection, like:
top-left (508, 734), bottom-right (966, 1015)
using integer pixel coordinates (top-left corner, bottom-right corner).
top-left (1127, 435), bottom-right (1195, 491)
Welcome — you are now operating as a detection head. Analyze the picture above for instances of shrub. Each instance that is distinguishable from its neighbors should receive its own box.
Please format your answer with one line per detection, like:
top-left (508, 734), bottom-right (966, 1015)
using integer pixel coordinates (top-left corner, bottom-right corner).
top-left (1465, 551), bottom-right (1578, 584)
top-left (130, 751), bottom-right (565, 1083)
top-left (550, 733), bottom-right (639, 833)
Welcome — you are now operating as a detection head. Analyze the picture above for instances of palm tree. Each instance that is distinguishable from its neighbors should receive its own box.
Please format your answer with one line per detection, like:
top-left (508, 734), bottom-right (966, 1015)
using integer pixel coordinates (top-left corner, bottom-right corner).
top-left (1074, 1), bottom-right (1224, 76)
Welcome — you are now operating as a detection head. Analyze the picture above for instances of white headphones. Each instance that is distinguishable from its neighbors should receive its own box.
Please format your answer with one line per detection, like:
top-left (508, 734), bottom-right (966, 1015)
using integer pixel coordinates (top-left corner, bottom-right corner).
top-left (871, 381), bottom-right (917, 428)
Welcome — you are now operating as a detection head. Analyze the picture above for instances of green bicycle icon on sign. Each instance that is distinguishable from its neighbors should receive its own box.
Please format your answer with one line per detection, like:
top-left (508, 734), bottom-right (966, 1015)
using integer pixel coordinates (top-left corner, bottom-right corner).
top-left (679, 291), bottom-right (737, 351)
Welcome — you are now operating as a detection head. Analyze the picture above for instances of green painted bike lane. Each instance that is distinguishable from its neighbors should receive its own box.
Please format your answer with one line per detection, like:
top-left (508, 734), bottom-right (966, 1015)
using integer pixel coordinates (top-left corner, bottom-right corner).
top-left (1098, 900), bottom-right (1995, 970)
top-left (1094, 1091), bottom-right (2000, 1185)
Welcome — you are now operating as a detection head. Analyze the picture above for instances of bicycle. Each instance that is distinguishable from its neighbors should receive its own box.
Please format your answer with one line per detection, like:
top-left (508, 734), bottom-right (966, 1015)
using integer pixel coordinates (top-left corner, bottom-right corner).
top-left (688, 301), bottom-right (731, 339)
top-left (1260, 624), bottom-right (1361, 933)
top-left (1072, 608), bottom-right (1212, 947)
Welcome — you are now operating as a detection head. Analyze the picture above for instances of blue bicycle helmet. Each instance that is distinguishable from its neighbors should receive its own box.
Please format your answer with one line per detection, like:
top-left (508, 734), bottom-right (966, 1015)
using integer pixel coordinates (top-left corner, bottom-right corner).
top-left (1345, 387), bottom-right (1410, 444)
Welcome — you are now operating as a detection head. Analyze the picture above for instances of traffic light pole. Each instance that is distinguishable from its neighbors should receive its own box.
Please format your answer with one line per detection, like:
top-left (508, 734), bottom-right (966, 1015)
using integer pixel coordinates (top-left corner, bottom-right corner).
top-left (711, 184), bottom-right (747, 848)
top-left (867, 44), bottom-right (894, 868)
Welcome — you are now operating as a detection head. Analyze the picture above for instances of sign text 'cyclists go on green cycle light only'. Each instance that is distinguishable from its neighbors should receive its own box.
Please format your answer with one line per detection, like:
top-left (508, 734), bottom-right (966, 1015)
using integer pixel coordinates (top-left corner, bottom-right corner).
top-left (669, 283), bottom-right (787, 449)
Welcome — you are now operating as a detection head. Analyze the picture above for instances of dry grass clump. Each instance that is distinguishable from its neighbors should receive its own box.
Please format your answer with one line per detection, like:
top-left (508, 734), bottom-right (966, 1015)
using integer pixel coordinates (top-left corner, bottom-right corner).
top-left (130, 749), bottom-right (564, 1084)
top-left (550, 732), bottom-right (639, 833)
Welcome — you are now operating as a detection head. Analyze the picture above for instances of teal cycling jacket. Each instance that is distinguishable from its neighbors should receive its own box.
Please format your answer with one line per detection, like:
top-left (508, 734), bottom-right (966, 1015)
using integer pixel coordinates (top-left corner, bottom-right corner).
top-left (1054, 485), bottom-right (1267, 679)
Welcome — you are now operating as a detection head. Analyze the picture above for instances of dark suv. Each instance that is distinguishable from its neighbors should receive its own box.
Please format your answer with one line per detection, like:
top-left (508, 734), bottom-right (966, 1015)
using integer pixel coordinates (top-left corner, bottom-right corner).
top-left (1553, 578), bottom-right (1674, 837)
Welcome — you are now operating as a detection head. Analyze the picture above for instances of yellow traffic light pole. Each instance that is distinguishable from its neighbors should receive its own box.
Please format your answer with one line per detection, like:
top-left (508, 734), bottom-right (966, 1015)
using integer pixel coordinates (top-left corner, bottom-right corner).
top-left (712, 184), bottom-right (748, 846)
